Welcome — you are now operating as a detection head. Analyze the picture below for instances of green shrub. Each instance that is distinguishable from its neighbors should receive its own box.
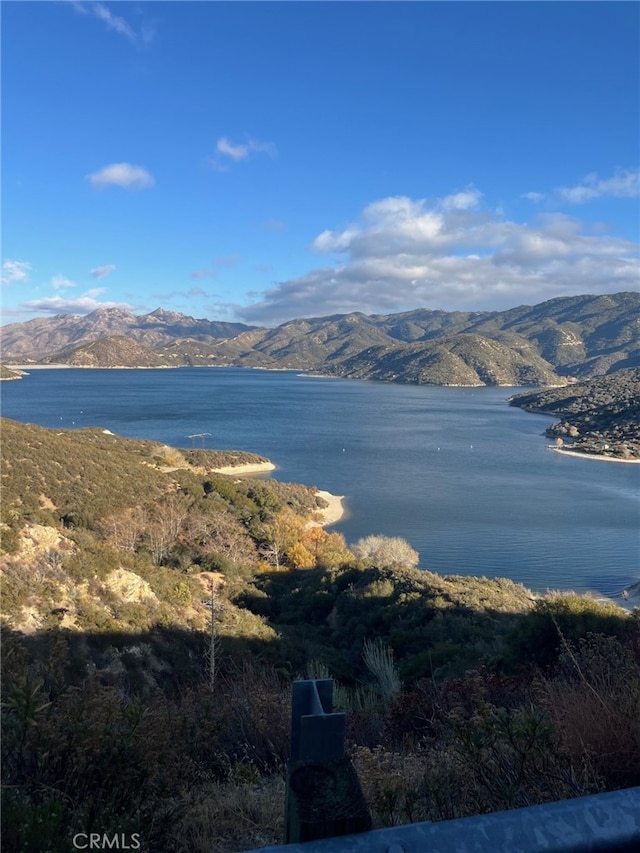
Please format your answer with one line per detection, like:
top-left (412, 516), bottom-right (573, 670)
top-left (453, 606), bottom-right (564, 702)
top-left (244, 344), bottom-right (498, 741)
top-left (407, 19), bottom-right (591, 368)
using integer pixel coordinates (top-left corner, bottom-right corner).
top-left (0, 523), bottom-right (21, 554)
top-left (168, 581), bottom-right (193, 608)
top-left (0, 566), bottom-right (31, 614)
top-left (64, 543), bottom-right (120, 582)
top-left (507, 594), bottom-right (630, 668)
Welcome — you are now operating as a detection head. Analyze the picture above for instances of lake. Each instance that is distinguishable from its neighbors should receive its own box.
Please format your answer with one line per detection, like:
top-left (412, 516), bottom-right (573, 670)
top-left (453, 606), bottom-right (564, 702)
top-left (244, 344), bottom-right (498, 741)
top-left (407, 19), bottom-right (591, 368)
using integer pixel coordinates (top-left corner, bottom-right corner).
top-left (2, 367), bottom-right (638, 597)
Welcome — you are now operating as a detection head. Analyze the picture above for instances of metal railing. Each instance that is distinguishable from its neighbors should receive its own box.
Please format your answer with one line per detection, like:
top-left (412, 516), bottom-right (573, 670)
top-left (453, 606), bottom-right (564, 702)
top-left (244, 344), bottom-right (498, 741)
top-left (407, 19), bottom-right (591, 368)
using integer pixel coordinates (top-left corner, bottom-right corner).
top-left (249, 679), bottom-right (640, 852)
top-left (255, 785), bottom-right (640, 853)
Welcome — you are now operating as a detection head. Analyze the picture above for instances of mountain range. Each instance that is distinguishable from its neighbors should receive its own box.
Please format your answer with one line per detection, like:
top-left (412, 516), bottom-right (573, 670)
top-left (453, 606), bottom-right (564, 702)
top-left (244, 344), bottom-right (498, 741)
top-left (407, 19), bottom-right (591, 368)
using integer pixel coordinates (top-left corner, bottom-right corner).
top-left (1, 292), bottom-right (638, 386)
top-left (0, 307), bottom-right (253, 361)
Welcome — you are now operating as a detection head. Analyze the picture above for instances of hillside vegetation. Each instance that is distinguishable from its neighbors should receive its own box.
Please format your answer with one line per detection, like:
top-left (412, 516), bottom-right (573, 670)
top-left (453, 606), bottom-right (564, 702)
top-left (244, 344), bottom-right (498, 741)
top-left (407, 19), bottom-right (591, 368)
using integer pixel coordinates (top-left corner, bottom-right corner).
top-left (1, 420), bottom-right (638, 851)
top-left (510, 368), bottom-right (640, 459)
top-left (2, 292), bottom-right (638, 386)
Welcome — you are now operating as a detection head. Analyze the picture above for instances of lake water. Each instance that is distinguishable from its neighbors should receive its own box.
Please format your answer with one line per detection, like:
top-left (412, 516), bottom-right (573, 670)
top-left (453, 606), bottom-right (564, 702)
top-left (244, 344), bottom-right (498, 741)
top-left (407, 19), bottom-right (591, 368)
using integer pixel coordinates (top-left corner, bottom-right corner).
top-left (2, 367), bottom-right (638, 597)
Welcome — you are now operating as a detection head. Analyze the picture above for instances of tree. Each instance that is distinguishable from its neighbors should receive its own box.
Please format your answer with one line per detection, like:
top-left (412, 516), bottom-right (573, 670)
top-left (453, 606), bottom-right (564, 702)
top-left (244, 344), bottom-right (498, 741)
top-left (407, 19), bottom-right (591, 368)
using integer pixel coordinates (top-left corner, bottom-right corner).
top-left (261, 510), bottom-right (307, 570)
top-left (186, 510), bottom-right (257, 568)
top-left (259, 537), bottom-right (284, 571)
top-left (352, 535), bottom-right (419, 569)
top-left (303, 526), bottom-right (328, 567)
top-left (287, 541), bottom-right (315, 570)
top-left (319, 532), bottom-right (352, 569)
top-left (144, 494), bottom-right (191, 565)
top-left (302, 528), bottom-right (352, 569)
top-left (100, 506), bottom-right (148, 553)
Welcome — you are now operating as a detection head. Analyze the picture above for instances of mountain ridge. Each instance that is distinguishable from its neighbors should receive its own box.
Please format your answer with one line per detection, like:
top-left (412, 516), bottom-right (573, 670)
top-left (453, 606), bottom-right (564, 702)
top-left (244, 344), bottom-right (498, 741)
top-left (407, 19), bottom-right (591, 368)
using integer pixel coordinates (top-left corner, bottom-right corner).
top-left (0, 307), bottom-right (255, 361)
top-left (1, 292), bottom-right (638, 386)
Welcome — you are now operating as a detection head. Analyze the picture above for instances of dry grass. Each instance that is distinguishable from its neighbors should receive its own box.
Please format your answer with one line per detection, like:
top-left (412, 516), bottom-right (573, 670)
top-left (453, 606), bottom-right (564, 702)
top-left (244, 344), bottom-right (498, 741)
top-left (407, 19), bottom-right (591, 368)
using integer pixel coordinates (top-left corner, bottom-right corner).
top-left (541, 634), bottom-right (640, 787)
top-left (172, 775), bottom-right (285, 852)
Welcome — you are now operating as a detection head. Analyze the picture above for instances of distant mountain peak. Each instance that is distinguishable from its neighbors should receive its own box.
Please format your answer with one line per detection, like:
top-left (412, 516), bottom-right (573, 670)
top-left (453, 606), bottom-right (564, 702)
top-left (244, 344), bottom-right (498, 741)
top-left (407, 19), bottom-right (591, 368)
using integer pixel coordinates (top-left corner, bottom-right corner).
top-left (145, 308), bottom-right (186, 321)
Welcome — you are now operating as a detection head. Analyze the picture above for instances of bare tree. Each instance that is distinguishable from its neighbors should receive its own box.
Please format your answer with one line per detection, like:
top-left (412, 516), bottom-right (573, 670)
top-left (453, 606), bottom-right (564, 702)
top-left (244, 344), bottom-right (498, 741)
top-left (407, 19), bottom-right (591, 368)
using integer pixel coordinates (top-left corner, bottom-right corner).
top-left (100, 506), bottom-right (148, 553)
top-left (186, 510), bottom-right (256, 567)
top-left (259, 538), bottom-right (283, 571)
top-left (145, 494), bottom-right (191, 565)
top-left (153, 494), bottom-right (190, 542)
top-left (352, 535), bottom-right (419, 569)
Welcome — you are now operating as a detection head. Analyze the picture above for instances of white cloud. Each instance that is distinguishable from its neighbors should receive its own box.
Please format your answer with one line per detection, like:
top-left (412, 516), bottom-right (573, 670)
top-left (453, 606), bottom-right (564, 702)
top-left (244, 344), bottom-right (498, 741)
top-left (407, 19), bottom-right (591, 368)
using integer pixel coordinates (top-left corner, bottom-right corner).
top-left (67, 1), bottom-right (89, 15)
top-left (52, 275), bottom-right (76, 290)
top-left (87, 163), bottom-right (155, 190)
top-left (209, 136), bottom-right (276, 170)
top-left (557, 168), bottom-right (640, 203)
top-left (440, 188), bottom-right (483, 211)
top-left (21, 288), bottom-right (132, 316)
top-left (311, 227), bottom-right (359, 254)
top-left (1, 259), bottom-right (31, 285)
top-left (68, 1), bottom-right (153, 45)
top-left (92, 2), bottom-right (135, 42)
top-left (522, 192), bottom-right (546, 203)
top-left (90, 264), bottom-right (116, 279)
top-left (235, 191), bottom-right (639, 325)
top-left (216, 137), bottom-right (251, 162)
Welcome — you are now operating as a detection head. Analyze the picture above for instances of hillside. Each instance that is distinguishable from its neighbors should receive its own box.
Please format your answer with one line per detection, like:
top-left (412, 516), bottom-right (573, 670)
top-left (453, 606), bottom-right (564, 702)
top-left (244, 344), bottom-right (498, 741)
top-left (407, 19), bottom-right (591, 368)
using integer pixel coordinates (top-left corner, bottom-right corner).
top-left (41, 335), bottom-right (168, 367)
top-left (154, 292), bottom-right (640, 383)
top-left (2, 292), bottom-right (638, 386)
top-left (0, 419), bottom-right (301, 539)
top-left (330, 332), bottom-right (560, 386)
top-left (1, 420), bottom-right (638, 851)
top-left (509, 368), bottom-right (640, 459)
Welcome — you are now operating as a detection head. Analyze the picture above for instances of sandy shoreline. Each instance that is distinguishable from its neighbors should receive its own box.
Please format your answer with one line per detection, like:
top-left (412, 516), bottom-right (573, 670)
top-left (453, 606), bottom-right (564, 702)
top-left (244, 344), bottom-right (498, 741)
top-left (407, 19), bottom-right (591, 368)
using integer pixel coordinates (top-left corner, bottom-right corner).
top-left (211, 461), bottom-right (276, 475)
top-left (550, 447), bottom-right (640, 464)
top-left (312, 490), bottom-right (346, 527)
top-left (210, 462), bottom-right (345, 524)
top-left (5, 364), bottom-right (97, 370)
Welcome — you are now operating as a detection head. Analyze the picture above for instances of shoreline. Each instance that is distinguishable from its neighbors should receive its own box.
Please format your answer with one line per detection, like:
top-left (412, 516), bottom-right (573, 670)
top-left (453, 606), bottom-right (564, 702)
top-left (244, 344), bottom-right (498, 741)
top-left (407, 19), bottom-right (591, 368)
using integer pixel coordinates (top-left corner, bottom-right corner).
top-left (549, 446), bottom-right (640, 464)
top-left (312, 489), bottom-right (346, 527)
top-left (212, 461), bottom-right (276, 475)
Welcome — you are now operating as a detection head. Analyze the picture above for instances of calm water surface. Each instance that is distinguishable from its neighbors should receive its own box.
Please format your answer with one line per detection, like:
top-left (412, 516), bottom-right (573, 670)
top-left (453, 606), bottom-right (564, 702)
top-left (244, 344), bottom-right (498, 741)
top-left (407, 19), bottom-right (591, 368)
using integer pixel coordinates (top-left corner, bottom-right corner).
top-left (2, 367), bottom-right (638, 596)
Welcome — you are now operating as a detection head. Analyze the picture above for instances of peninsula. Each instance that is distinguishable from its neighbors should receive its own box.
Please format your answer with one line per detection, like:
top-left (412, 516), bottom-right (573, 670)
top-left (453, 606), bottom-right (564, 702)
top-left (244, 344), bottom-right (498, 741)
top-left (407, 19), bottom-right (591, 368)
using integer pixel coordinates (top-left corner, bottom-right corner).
top-left (509, 368), bottom-right (640, 461)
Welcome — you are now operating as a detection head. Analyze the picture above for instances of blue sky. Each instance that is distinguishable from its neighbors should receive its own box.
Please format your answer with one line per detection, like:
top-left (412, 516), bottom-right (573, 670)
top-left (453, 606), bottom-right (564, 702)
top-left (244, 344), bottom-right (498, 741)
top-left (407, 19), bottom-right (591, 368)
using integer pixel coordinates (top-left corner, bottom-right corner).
top-left (2, 1), bottom-right (638, 327)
